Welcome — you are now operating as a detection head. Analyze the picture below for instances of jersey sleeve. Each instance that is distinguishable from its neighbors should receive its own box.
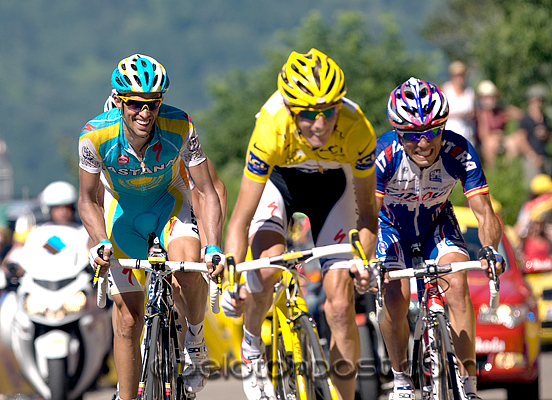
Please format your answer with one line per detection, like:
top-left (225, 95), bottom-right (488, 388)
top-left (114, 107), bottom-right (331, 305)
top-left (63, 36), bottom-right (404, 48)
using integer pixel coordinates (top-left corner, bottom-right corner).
top-left (442, 131), bottom-right (489, 198)
top-left (342, 101), bottom-right (376, 178)
top-left (180, 125), bottom-right (206, 168)
top-left (243, 110), bottom-right (280, 183)
top-left (79, 136), bottom-right (102, 174)
top-left (374, 131), bottom-right (400, 199)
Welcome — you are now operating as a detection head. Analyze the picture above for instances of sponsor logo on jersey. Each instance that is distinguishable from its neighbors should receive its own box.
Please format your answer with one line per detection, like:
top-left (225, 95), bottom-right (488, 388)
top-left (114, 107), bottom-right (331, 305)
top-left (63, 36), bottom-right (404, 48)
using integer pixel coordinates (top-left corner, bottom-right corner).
top-left (118, 176), bottom-right (164, 191)
top-left (107, 158), bottom-right (175, 176)
top-left (246, 150), bottom-right (270, 176)
top-left (441, 140), bottom-right (477, 171)
top-left (82, 123), bottom-right (96, 132)
top-left (117, 155), bottom-right (129, 165)
top-left (429, 168), bottom-right (441, 182)
top-left (356, 151), bottom-right (375, 171)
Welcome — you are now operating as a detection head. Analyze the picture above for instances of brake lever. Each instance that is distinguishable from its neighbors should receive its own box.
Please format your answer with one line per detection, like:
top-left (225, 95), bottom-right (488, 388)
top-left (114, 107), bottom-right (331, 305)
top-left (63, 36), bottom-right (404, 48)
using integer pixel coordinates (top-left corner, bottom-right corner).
top-left (212, 254), bottom-right (222, 294)
top-left (226, 254), bottom-right (239, 300)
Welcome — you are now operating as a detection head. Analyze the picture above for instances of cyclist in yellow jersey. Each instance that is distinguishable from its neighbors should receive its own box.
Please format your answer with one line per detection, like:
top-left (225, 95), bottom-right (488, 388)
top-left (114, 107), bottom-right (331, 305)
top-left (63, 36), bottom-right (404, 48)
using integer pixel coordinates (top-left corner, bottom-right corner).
top-left (222, 48), bottom-right (378, 400)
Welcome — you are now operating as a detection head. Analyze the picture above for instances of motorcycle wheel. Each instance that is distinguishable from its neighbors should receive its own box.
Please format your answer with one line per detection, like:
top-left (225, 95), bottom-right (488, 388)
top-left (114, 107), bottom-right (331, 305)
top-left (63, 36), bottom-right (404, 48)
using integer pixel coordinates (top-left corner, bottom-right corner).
top-left (48, 357), bottom-right (70, 400)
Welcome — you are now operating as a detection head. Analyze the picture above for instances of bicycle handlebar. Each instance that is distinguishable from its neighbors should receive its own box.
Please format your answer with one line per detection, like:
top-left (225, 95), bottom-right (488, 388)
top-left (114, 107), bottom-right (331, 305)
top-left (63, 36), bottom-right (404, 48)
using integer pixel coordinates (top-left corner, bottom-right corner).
top-left (96, 257), bottom-right (220, 312)
top-left (377, 259), bottom-right (500, 322)
top-left (227, 229), bottom-right (370, 300)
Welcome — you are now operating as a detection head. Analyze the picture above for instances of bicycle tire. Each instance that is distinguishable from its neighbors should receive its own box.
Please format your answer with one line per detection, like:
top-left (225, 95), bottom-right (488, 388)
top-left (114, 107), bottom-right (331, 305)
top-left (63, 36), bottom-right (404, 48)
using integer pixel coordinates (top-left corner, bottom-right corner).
top-left (297, 314), bottom-right (339, 400)
top-left (273, 332), bottom-right (295, 400)
top-left (435, 313), bottom-right (466, 400)
top-left (144, 315), bottom-right (164, 400)
top-left (417, 313), bottom-right (465, 400)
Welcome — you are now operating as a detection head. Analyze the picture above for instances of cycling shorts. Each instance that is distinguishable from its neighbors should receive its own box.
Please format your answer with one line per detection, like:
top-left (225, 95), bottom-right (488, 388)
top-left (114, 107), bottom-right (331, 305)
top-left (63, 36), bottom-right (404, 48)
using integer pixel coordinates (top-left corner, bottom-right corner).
top-left (105, 185), bottom-right (199, 295)
top-left (248, 165), bottom-right (357, 273)
top-left (376, 205), bottom-right (468, 270)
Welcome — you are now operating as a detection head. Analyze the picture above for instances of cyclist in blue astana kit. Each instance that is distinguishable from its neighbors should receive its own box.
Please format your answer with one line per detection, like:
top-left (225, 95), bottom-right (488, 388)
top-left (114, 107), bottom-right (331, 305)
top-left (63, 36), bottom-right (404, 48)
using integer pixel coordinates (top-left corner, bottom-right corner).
top-left (375, 77), bottom-right (504, 400)
top-left (78, 54), bottom-right (224, 400)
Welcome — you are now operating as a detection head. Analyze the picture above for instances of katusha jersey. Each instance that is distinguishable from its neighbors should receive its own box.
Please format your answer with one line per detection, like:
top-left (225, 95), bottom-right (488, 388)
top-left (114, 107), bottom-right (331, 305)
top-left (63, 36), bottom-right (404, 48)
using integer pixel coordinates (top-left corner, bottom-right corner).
top-left (244, 92), bottom-right (376, 182)
top-left (78, 105), bottom-right (206, 199)
top-left (375, 129), bottom-right (489, 239)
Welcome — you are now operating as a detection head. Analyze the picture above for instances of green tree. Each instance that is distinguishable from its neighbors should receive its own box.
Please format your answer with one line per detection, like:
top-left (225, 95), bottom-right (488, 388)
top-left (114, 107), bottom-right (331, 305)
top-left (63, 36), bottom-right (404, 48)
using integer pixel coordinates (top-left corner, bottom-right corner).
top-left (420, 0), bottom-right (552, 225)
top-left (422, 0), bottom-right (552, 109)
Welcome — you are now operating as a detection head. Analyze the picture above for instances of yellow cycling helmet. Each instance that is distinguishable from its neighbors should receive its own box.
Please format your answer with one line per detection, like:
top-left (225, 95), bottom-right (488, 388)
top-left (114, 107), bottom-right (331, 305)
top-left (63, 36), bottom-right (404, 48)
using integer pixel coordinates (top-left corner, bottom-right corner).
top-left (530, 174), bottom-right (552, 195)
top-left (277, 48), bottom-right (346, 107)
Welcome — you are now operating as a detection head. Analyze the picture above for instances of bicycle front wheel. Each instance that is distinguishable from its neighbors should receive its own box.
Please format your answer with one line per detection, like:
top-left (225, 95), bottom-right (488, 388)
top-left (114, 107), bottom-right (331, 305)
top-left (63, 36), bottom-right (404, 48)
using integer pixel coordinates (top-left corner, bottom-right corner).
top-left (295, 314), bottom-right (339, 400)
top-left (417, 313), bottom-right (465, 400)
top-left (144, 315), bottom-right (164, 400)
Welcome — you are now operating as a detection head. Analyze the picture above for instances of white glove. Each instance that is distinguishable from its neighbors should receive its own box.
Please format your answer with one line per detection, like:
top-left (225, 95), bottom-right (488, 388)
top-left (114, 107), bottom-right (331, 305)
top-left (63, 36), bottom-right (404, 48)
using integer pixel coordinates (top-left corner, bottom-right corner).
top-left (220, 285), bottom-right (244, 318)
top-left (88, 240), bottom-right (113, 271)
top-left (205, 245), bottom-right (226, 266)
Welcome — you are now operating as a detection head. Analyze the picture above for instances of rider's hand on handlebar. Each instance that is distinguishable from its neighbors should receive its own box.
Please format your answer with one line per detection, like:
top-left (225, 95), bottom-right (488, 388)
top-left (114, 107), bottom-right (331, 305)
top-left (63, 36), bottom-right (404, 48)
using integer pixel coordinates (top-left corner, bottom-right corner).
top-left (220, 284), bottom-right (248, 318)
top-left (478, 246), bottom-right (505, 278)
top-left (349, 259), bottom-right (372, 294)
top-left (89, 240), bottom-right (112, 278)
top-left (205, 245), bottom-right (225, 280)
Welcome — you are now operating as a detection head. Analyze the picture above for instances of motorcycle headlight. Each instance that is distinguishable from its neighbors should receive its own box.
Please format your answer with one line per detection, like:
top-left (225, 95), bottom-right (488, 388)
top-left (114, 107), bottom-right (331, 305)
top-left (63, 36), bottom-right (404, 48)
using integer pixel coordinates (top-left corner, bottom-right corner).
top-left (63, 291), bottom-right (87, 313)
top-left (24, 291), bottom-right (87, 318)
top-left (478, 303), bottom-right (528, 329)
top-left (25, 294), bottom-right (48, 314)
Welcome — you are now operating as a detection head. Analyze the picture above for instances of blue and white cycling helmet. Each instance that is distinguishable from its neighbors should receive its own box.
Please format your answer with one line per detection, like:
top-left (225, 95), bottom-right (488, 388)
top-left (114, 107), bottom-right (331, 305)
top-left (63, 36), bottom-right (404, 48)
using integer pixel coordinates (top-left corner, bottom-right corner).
top-left (387, 77), bottom-right (448, 130)
top-left (111, 54), bottom-right (170, 94)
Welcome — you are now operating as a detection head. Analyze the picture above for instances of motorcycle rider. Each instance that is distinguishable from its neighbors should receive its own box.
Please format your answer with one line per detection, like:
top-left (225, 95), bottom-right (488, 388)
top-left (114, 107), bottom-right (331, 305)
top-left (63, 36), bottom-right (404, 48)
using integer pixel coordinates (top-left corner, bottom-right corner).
top-left (2, 181), bottom-right (89, 277)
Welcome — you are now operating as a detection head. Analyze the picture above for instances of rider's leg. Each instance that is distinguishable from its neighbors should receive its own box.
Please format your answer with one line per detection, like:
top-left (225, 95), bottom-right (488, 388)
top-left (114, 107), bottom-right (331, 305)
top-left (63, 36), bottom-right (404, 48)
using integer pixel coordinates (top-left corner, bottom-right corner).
top-left (112, 291), bottom-right (145, 400)
top-left (438, 254), bottom-right (476, 376)
top-left (322, 268), bottom-right (360, 400)
top-left (378, 278), bottom-right (411, 372)
top-left (168, 236), bottom-right (206, 346)
top-left (243, 230), bottom-right (286, 337)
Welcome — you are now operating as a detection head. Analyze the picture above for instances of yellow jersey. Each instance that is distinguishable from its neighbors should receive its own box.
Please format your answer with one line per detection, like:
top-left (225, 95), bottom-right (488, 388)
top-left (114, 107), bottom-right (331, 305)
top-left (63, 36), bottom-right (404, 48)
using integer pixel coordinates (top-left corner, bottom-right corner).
top-left (244, 92), bottom-right (376, 183)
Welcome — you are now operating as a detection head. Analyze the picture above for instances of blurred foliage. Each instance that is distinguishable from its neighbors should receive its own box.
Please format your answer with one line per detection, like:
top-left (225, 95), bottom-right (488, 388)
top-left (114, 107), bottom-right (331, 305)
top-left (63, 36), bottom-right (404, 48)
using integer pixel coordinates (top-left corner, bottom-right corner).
top-left (421, 0), bottom-right (552, 109)
top-left (0, 0), bottom-right (438, 198)
top-left (421, 0), bottom-right (552, 225)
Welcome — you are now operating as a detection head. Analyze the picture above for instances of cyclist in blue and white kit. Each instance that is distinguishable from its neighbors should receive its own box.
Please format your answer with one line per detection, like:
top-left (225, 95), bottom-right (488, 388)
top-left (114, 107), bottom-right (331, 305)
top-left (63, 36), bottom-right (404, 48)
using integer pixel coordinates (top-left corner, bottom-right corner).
top-left (375, 78), bottom-right (504, 400)
top-left (79, 54), bottom-right (223, 400)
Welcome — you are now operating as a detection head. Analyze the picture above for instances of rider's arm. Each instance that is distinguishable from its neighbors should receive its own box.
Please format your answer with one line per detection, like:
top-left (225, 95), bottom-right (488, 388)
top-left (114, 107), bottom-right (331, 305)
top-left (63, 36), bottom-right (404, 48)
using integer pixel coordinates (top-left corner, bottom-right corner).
top-left (468, 193), bottom-right (502, 249)
top-left (78, 168), bottom-right (109, 246)
top-left (224, 175), bottom-right (266, 263)
top-left (207, 158), bottom-right (228, 224)
top-left (468, 193), bottom-right (504, 274)
top-left (188, 160), bottom-right (223, 249)
top-left (353, 172), bottom-right (378, 259)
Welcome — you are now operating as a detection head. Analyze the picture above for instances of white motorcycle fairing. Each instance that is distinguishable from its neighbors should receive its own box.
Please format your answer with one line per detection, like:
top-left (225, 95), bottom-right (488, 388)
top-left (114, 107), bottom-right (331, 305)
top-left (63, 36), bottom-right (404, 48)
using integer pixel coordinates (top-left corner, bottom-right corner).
top-left (6, 223), bottom-right (112, 400)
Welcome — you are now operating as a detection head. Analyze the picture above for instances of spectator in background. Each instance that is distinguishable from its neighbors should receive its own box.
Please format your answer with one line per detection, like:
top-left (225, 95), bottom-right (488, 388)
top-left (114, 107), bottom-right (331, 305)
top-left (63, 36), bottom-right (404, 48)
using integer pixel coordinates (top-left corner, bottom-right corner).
top-left (476, 80), bottom-right (522, 168)
top-left (513, 85), bottom-right (552, 187)
top-left (514, 174), bottom-right (552, 249)
top-left (442, 61), bottom-right (477, 145)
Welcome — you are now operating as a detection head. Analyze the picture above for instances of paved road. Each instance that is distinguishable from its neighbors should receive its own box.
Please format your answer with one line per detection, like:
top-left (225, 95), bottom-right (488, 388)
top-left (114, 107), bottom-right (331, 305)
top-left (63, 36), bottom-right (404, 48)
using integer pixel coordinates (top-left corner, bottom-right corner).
top-left (83, 351), bottom-right (552, 400)
top-left (2, 347), bottom-right (549, 399)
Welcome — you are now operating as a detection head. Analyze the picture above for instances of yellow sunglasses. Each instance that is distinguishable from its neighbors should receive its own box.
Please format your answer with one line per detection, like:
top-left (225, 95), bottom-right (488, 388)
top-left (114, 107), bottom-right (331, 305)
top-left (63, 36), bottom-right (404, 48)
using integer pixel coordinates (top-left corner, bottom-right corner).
top-left (118, 96), bottom-right (164, 112)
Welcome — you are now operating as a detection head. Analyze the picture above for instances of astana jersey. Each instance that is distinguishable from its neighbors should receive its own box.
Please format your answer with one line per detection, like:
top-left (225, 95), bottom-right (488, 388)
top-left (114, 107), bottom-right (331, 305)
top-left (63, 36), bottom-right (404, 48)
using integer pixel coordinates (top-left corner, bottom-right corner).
top-left (78, 105), bottom-right (205, 261)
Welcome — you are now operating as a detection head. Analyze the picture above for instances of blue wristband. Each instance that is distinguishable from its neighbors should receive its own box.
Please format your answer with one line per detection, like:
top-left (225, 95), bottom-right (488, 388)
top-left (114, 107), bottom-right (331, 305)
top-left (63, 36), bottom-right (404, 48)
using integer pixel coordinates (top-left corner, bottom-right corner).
top-left (206, 244), bottom-right (222, 254)
top-left (100, 239), bottom-right (111, 244)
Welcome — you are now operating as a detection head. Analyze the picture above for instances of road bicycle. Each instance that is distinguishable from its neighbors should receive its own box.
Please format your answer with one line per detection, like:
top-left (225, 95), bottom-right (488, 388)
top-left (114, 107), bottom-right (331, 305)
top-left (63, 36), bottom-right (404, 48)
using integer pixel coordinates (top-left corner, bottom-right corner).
top-left (226, 229), bottom-right (369, 400)
top-left (372, 244), bottom-right (499, 400)
top-left (95, 232), bottom-right (221, 400)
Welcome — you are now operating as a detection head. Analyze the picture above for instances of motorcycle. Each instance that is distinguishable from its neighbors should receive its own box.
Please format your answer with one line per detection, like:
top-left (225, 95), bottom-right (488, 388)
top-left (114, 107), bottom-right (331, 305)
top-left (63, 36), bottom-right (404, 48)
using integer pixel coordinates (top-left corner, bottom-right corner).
top-left (0, 223), bottom-right (112, 400)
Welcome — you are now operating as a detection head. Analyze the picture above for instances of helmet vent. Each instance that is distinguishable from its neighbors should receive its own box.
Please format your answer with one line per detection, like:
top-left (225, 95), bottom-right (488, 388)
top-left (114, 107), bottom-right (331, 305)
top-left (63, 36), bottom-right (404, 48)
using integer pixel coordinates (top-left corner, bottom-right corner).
top-left (123, 75), bottom-right (132, 86)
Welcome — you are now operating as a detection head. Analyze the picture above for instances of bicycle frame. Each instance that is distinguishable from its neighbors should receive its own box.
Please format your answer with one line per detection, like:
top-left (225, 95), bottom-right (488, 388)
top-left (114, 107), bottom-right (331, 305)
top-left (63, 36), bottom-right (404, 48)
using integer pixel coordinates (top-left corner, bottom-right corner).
top-left (227, 230), bottom-right (367, 400)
